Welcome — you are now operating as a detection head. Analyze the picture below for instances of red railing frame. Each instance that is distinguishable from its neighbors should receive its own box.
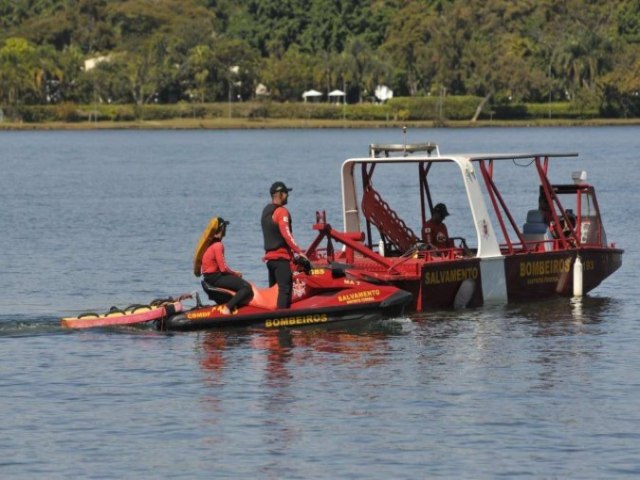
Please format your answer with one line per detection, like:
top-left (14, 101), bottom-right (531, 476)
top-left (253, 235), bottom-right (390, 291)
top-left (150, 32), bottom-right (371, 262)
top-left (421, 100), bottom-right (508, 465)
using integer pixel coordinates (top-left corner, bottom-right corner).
top-left (478, 159), bottom-right (528, 254)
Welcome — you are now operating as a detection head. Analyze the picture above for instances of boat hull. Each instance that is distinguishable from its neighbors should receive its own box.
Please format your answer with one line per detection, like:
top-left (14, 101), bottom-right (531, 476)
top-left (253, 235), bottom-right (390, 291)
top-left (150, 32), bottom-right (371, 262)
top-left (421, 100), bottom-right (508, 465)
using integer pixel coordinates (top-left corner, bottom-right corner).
top-left (503, 248), bottom-right (623, 301)
top-left (412, 247), bottom-right (623, 310)
top-left (162, 289), bottom-right (412, 332)
top-left (341, 247), bottom-right (623, 311)
top-left (419, 257), bottom-right (484, 309)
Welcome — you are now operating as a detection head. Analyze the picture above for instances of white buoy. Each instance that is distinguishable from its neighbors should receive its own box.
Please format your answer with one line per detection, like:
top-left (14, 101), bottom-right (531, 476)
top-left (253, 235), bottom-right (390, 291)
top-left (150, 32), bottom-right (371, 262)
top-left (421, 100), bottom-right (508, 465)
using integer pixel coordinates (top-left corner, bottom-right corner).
top-left (573, 255), bottom-right (583, 297)
top-left (378, 239), bottom-right (385, 257)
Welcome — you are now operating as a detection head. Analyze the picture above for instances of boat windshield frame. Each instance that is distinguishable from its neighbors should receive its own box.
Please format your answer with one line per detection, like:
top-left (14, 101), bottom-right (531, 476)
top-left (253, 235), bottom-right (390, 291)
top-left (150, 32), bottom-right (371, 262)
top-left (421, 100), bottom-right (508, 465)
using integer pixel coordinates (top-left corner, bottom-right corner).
top-left (340, 151), bottom-right (580, 259)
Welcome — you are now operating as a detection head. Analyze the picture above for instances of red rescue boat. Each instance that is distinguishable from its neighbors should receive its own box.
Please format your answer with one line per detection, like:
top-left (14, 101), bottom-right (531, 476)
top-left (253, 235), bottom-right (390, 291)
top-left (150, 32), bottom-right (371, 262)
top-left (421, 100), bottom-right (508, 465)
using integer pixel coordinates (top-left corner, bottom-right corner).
top-left (304, 142), bottom-right (623, 311)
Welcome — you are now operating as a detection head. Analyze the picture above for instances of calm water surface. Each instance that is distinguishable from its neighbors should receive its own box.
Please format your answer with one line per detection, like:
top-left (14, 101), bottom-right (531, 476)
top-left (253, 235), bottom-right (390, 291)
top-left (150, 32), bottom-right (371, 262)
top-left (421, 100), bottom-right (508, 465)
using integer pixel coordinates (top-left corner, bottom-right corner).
top-left (1, 127), bottom-right (639, 478)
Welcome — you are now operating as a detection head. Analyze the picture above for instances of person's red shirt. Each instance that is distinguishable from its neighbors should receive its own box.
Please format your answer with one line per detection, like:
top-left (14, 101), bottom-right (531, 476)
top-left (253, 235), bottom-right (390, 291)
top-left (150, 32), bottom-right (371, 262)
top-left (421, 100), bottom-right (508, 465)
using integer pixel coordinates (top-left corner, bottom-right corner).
top-left (422, 220), bottom-right (451, 249)
top-left (263, 206), bottom-right (303, 261)
top-left (201, 241), bottom-right (238, 275)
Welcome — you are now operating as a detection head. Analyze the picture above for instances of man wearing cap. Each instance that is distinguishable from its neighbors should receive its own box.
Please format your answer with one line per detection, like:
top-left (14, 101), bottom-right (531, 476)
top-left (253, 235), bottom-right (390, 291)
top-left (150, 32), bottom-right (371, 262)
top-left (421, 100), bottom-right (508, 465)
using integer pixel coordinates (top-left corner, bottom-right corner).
top-left (261, 181), bottom-right (308, 308)
top-left (422, 203), bottom-right (452, 249)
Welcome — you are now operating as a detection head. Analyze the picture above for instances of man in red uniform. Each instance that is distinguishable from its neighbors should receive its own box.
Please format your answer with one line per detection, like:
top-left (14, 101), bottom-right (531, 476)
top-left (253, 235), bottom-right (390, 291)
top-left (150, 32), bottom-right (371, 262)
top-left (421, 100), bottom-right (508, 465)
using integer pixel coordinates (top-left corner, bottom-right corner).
top-left (261, 181), bottom-right (308, 309)
top-left (422, 203), bottom-right (452, 249)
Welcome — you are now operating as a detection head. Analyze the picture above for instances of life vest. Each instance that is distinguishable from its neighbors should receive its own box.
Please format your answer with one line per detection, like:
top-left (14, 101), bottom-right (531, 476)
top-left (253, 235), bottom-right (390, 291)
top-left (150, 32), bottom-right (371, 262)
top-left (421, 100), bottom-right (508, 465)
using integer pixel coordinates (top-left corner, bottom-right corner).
top-left (261, 204), bottom-right (289, 251)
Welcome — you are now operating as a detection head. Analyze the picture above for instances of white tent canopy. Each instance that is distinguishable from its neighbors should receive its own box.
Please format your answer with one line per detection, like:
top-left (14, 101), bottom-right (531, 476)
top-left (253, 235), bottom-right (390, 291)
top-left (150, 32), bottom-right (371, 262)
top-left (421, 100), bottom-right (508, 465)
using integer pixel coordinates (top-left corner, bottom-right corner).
top-left (328, 89), bottom-right (345, 104)
top-left (302, 89), bottom-right (323, 102)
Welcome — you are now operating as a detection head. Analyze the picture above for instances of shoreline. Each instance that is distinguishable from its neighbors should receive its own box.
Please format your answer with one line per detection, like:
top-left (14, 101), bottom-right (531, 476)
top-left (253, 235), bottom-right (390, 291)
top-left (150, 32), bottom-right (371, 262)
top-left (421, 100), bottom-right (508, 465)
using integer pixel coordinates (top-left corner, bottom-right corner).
top-left (1, 117), bottom-right (639, 130)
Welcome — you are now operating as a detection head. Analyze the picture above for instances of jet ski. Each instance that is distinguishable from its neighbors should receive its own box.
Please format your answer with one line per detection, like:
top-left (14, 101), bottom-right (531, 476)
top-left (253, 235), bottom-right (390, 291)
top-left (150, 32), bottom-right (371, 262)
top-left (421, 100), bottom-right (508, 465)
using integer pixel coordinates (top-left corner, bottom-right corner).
top-left (160, 263), bottom-right (412, 332)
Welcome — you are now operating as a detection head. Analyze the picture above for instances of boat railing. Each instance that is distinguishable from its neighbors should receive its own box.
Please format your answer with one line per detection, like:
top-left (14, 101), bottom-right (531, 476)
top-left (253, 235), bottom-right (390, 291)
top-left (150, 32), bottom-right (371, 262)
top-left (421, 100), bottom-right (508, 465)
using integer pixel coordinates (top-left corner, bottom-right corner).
top-left (503, 237), bottom-right (574, 254)
top-left (414, 247), bottom-right (472, 263)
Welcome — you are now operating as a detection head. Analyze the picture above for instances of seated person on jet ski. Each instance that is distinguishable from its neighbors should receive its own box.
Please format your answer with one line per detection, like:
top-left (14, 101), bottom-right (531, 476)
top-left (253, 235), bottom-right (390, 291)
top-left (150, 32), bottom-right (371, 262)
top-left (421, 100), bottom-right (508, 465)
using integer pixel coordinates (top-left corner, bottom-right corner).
top-left (422, 203), bottom-right (452, 249)
top-left (201, 218), bottom-right (253, 315)
top-left (261, 181), bottom-right (309, 309)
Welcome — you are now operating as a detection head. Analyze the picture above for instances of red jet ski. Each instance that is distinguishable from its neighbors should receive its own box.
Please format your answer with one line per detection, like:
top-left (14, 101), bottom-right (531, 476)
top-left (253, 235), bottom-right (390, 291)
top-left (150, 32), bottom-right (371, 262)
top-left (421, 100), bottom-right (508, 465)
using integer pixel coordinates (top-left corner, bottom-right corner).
top-left (160, 263), bottom-right (412, 332)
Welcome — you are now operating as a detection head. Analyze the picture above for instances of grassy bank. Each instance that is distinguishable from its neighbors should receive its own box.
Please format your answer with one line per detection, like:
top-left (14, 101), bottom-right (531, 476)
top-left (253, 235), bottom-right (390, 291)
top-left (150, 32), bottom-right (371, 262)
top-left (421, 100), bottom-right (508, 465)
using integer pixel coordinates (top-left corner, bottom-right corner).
top-left (1, 116), bottom-right (640, 130)
top-left (3, 97), bottom-right (638, 130)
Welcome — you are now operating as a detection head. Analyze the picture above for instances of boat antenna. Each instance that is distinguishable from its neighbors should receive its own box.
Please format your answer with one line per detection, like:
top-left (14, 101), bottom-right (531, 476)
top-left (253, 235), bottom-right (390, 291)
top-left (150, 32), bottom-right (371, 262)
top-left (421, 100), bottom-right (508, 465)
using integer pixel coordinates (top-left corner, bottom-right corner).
top-left (402, 126), bottom-right (407, 156)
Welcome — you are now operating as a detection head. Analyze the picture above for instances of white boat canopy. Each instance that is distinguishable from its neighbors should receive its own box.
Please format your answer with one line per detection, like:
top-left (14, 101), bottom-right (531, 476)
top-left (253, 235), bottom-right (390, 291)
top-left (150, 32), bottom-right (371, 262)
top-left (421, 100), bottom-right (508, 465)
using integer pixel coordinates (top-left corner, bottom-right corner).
top-left (340, 150), bottom-right (578, 259)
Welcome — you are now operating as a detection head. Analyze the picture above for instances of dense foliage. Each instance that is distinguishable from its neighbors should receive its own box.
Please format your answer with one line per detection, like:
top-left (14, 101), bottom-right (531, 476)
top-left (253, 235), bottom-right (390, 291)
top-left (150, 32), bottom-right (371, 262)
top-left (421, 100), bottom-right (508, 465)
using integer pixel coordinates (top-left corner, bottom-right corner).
top-left (1, 0), bottom-right (639, 120)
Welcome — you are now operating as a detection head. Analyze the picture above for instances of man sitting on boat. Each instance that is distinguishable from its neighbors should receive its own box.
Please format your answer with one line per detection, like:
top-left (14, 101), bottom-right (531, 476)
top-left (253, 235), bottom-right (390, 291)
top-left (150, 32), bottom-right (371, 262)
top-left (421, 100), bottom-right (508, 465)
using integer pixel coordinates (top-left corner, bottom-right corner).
top-left (261, 181), bottom-right (309, 309)
top-left (538, 193), bottom-right (554, 225)
top-left (422, 203), bottom-right (452, 249)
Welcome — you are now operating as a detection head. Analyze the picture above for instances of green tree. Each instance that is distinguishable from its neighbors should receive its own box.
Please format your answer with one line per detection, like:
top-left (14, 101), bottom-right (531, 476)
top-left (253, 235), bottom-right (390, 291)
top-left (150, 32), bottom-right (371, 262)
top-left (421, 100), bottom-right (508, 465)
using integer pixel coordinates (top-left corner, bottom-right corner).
top-left (600, 43), bottom-right (640, 117)
top-left (70, 0), bottom-right (115, 54)
top-left (538, 0), bottom-right (615, 101)
top-left (617, 0), bottom-right (640, 44)
top-left (341, 36), bottom-right (380, 102)
top-left (125, 35), bottom-right (177, 105)
top-left (185, 44), bottom-right (216, 103)
top-left (82, 58), bottom-right (132, 104)
top-left (213, 37), bottom-right (260, 100)
top-left (1, 0), bottom-right (640, 115)
top-left (261, 45), bottom-right (316, 101)
top-left (106, 0), bottom-right (217, 50)
top-left (36, 43), bottom-right (85, 103)
top-left (298, 0), bottom-right (393, 55)
top-left (0, 38), bottom-right (40, 110)
top-left (424, 2), bottom-right (473, 96)
top-left (381, 2), bottom-right (437, 96)
top-left (236, 0), bottom-right (309, 57)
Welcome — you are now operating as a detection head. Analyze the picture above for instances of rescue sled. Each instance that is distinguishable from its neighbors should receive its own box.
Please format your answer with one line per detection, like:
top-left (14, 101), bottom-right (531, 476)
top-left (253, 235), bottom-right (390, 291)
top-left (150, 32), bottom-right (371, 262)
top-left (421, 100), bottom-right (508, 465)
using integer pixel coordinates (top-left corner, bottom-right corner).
top-left (61, 295), bottom-right (188, 329)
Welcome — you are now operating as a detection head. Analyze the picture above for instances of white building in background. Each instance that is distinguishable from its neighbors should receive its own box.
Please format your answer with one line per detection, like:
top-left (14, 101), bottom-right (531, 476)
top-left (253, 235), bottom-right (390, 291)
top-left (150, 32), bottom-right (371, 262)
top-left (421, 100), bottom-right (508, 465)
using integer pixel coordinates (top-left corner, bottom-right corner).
top-left (255, 83), bottom-right (270, 97)
top-left (84, 55), bottom-right (110, 71)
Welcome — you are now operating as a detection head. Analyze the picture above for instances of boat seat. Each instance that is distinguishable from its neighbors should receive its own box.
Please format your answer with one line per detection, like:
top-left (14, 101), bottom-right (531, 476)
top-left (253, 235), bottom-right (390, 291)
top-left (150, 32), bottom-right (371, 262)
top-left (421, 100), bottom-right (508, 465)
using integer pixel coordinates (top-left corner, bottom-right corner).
top-left (522, 209), bottom-right (551, 250)
top-left (202, 279), bottom-right (278, 310)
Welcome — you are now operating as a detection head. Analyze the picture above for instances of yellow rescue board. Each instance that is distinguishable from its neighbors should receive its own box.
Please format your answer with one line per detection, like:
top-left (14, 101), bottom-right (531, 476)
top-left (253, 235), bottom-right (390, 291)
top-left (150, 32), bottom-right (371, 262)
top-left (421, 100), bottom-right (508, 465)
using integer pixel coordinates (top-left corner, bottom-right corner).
top-left (193, 217), bottom-right (221, 276)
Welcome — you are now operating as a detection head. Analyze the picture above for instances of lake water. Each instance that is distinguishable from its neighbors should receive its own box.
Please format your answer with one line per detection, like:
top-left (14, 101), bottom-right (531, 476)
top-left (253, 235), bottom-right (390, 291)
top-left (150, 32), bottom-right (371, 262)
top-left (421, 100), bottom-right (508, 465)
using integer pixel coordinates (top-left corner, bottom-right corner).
top-left (1, 126), bottom-right (639, 478)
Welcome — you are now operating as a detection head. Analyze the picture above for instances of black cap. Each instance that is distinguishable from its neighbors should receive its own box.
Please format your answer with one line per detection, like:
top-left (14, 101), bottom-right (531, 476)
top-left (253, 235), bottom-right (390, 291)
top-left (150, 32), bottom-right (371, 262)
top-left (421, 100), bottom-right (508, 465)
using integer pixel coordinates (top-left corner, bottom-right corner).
top-left (270, 181), bottom-right (292, 195)
top-left (433, 203), bottom-right (450, 218)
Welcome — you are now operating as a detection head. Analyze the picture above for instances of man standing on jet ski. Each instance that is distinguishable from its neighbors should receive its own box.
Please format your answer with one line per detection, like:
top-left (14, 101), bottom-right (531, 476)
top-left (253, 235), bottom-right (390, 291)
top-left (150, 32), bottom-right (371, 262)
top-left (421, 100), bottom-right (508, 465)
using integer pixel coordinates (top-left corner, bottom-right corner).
top-left (261, 181), bottom-right (309, 309)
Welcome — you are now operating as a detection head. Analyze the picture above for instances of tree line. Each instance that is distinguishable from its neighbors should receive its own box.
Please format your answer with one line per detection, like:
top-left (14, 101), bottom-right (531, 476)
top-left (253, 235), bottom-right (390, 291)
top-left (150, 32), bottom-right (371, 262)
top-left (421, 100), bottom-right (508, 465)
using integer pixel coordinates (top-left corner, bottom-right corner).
top-left (1, 0), bottom-right (639, 119)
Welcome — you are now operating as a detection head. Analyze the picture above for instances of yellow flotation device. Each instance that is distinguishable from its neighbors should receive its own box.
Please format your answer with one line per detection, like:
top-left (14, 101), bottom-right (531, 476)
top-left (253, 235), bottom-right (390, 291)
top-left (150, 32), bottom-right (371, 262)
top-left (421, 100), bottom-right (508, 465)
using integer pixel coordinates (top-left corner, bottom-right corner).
top-left (193, 217), bottom-right (228, 276)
